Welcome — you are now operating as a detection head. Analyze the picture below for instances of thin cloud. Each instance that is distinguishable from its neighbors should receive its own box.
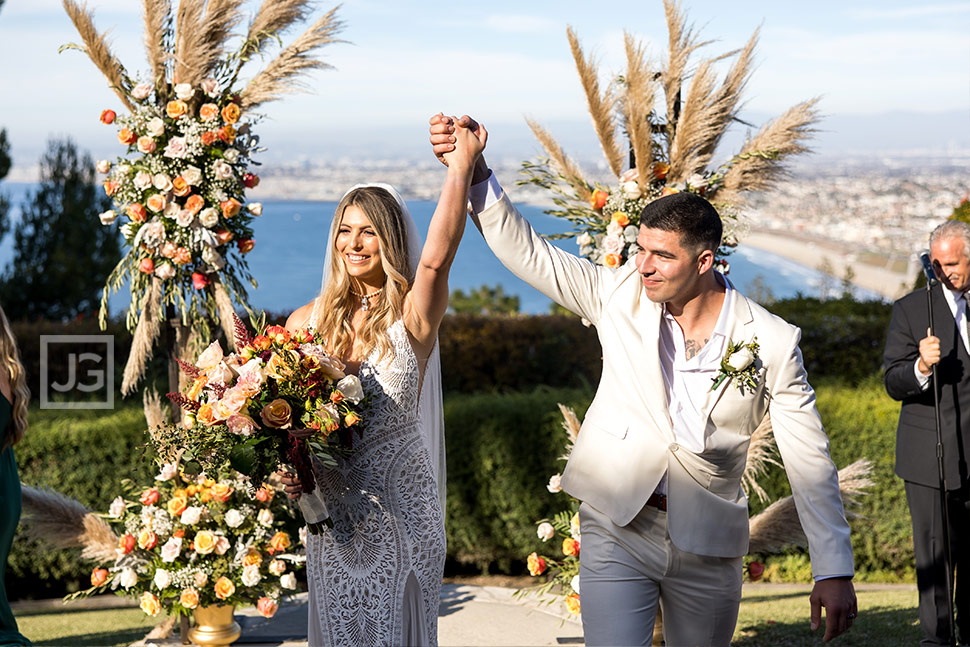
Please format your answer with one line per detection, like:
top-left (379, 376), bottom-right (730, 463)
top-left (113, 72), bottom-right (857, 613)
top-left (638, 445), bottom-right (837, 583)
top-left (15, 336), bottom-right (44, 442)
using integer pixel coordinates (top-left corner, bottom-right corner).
top-left (484, 14), bottom-right (559, 34)
top-left (848, 3), bottom-right (970, 19)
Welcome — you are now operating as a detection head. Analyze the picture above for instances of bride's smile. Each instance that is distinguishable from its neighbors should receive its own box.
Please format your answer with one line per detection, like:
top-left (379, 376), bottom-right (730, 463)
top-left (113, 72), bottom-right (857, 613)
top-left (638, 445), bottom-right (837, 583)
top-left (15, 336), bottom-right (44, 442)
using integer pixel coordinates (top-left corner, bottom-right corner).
top-left (336, 204), bottom-right (384, 285)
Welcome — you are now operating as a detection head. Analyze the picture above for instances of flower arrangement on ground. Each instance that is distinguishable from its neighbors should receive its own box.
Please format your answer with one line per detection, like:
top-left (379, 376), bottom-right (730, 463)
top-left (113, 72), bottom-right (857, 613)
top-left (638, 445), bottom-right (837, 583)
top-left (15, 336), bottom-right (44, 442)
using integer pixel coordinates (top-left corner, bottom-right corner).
top-left (518, 0), bottom-right (822, 270)
top-left (70, 464), bottom-right (304, 619)
top-left (157, 315), bottom-right (366, 523)
top-left (60, 0), bottom-right (343, 396)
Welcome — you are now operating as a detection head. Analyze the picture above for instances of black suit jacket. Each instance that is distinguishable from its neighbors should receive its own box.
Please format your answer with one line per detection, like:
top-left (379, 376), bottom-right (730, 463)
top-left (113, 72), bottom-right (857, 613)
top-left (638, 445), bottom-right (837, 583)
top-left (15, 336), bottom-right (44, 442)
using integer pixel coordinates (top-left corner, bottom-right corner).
top-left (884, 284), bottom-right (970, 489)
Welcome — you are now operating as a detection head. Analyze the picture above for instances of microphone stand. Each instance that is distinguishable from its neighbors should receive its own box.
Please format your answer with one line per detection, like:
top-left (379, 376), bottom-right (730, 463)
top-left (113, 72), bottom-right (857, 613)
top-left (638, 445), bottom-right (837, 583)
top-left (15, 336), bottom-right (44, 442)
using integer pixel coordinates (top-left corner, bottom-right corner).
top-left (922, 255), bottom-right (957, 647)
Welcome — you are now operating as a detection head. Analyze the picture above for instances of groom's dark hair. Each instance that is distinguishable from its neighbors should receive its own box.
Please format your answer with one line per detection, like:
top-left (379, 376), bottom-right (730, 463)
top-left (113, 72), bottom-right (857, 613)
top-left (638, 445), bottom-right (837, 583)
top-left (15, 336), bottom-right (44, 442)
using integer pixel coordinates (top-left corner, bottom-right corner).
top-left (639, 192), bottom-right (722, 255)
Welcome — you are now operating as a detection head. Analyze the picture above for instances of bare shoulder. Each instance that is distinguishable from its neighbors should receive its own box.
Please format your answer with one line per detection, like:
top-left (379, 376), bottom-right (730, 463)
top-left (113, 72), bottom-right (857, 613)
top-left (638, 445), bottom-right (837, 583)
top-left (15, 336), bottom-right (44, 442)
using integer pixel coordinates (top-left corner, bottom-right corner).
top-left (286, 301), bottom-right (316, 333)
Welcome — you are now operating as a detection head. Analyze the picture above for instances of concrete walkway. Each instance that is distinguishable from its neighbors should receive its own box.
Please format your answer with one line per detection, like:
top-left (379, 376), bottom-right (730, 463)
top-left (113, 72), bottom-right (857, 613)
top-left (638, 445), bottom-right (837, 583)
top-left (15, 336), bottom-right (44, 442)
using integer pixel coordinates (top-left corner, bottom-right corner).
top-left (135, 583), bottom-right (585, 646)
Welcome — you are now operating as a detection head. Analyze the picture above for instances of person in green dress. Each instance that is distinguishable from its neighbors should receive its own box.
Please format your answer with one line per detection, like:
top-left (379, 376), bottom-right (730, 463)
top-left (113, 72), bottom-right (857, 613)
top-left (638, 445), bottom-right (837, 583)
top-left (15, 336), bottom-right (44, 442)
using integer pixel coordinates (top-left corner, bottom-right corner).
top-left (0, 304), bottom-right (30, 646)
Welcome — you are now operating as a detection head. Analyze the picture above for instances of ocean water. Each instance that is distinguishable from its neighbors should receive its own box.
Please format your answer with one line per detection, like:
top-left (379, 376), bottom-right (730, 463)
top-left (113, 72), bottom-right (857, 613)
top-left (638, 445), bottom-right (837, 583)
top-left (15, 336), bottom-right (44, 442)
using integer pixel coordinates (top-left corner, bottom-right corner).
top-left (0, 183), bottom-right (878, 316)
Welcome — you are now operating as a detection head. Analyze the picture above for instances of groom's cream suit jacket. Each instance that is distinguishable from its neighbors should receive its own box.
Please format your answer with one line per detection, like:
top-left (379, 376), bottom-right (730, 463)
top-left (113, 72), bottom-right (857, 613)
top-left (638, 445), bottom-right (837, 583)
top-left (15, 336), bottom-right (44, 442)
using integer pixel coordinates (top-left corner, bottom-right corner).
top-left (473, 193), bottom-right (854, 579)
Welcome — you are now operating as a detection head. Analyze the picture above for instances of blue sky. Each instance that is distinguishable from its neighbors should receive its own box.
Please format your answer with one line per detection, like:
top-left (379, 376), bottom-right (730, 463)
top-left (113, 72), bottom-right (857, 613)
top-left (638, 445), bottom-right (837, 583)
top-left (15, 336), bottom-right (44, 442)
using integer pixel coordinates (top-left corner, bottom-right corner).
top-left (0, 0), bottom-right (968, 169)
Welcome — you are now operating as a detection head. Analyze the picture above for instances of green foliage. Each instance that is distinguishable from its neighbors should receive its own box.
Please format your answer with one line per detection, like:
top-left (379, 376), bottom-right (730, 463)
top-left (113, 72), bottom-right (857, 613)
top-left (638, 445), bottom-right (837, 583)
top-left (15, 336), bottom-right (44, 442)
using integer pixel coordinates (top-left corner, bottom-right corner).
top-left (449, 284), bottom-right (520, 316)
top-left (11, 406), bottom-right (155, 598)
top-left (0, 138), bottom-right (121, 320)
top-left (950, 195), bottom-right (970, 226)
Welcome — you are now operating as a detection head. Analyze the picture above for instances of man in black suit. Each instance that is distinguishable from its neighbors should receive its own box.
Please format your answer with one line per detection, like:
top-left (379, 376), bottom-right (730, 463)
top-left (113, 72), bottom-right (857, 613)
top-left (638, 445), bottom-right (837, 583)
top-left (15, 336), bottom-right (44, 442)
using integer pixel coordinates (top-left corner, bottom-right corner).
top-left (884, 220), bottom-right (970, 646)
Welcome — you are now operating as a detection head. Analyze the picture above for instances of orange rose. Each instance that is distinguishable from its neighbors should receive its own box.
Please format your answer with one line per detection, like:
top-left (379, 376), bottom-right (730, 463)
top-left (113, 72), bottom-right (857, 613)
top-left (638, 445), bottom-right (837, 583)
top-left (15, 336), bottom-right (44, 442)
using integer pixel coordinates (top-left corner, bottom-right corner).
top-left (255, 486), bottom-right (274, 502)
top-left (260, 399), bottom-right (292, 429)
top-left (268, 531), bottom-right (291, 552)
top-left (199, 103), bottom-right (220, 121)
top-left (201, 131), bottom-right (218, 146)
top-left (612, 211), bottom-right (630, 228)
top-left (90, 568), bottom-right (109, 587)
top-left (237, 238), bottom-right (254, 254)
top-left (345, 412), bottom-right (360, 426)
top-left (214, 576), bottom-right (235, 600)
top-left (264, 325), bottom-right (290, 344)
top-left (651, 161), bottom-right (670, 181)
top-left (590, 189), bottom-right (608, 210)
top-left (100, 109), bottom-right (116, 124)
top-left (565, 593), bottom-right (581, 615)
top-left (660, 186), bottom-right (679, 197)
top-left (179, 587), bottom-right (200, 609)
top-left (138, 529), bottom-right (158, 550)
top-left (167, 495), bottom-right (188, 517)
top-left (218, 125), bottom-right (236, 143)
top-left (126, 203), bottom-right (147, 222)
top-left (139, 258), bottom-right (155, 274)
top-left (220, 198), bottom-right (241, 218)
top-left (256, 597), bottom-right (278, 618)
top-left (221, 103), bottom-right (241, 124)
top-left (172, 247), bottom-right (192, 265)
top-left (146, 193), bottom-right (168, 213)
top-left (562, 537), bottom-right (580, 557)
top-left (211, 483), bottom-right (233, 502)
top-left (136, 136), bottom-right (156, 153)
top-left (527, 551), bottom-right (546, 576)
top-left (604, 253), bottom-right (622, 269)
top-left (242, 549), bottom-right (262, 567)
top-left (187, 375), bottom-right (208, 401)
top-left (194, 530), bottom-right (217, 555)
top-left (184, 194), bottom-right (205, 215)
top-left (103, 180), bottom-right (118, 197)
top-left (139, 591), bottom-right (162, 616)
top-left (166, 100), bottom-right (189, 119)
top-left (118, 128), bottom-right (136, 145)
top-left (186, 484), bottom-right (198, 497)
top-left (172, 176), bottom-right (190, 197)
top-left (197, 403), bottom-right (218, 426)
top-left (140, 488), bottom-right (160, 506)
top-left (330, 391), bottom-right (344, 404)
top-left (173, 528), bottom-right (186, 538)
top-left (215, 228), bottom-right (234, 245)
top-left (119, 533), bottom-right (136, 554)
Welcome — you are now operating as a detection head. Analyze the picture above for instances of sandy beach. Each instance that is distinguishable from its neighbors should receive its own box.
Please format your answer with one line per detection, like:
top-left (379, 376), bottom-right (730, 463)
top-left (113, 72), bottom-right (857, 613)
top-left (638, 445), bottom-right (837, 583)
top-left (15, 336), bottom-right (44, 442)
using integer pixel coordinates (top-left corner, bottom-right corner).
top-left (743, 230), bottom-right (917, 301)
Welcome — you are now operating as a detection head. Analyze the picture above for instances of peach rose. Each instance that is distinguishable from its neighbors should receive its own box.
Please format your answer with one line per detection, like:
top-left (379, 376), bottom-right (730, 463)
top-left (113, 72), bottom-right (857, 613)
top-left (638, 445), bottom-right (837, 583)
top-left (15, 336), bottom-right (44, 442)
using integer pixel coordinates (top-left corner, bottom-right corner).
top-left (196, 403), bottom-right (218, 426)
top-left (184, 194), bottom-right (205, 215)
top-left (140, 488), bottom-right (160, 506)
top-left (651, 161), bottom-right (670, 181)
top-left (139, 258), bottom-right (155, 274)
top-left (171, 176), bottom-right (190, 197)
top-left (255, 485), bottom-right (274, 503)
top-left (166, 100), bottom-right (189, 119)
top-left (193, 530), bottom-right (217, 555)
top-left (127, 203), bottom-right (147, 222)
top-left (612, 211), bottom-right (631, 228)
top-left (215, 228), bottom-right (234, 245)
top-left (136, 136), bottom-right (156, 154)
top-left (186, 375), bottom-right (208, 401)
top-left (604, 253), bottom-right (622, 269)
top-left (220, 198), bottom-right (241, 219)
top-left (218, 125), bottom-right (236, 143)
top-left (237, 238), bottom-right (254, 254)
top-left (260, 399), bottom-right (292, 429)
top-left (100, 109), bottom-right (116, 124)
top-left (242, 548), bottom-right (262, 567)
top-left (179, 587), bottom-right (200, 609)
top-left (221, 103), bottom-right (241, 124)
top-left (138, 529), bottom-right (158, 550)
top-left (118, 128), bottom-right (136, 146)
top-left (565, 593), bottom-right (581, 615)
top-left (211, 482), bottom-right (233, 502)
top-left (103, 180), bottom-right (118, 197)
top-left (140, 591), bottom-right (161, 617)
top-left (199, 103), bottom-right (219, 121)
top-left (119, 533), bottom-right (136, 554)
top-left (562, 537), bottom-right (580, 557)
top-left (660, 186), bottom-right (679, 197)
top-left (167, 495), bottom-right (188, 517)
top-left (146, 193), bottom-right (168, 213)
top-left (268, 531), bottom-right (291, 552)
top-left (257, 597), bottom-right (278, 618)
top-left (527, 552), bottom-right (546, 576)
top-left (172, 247), bottom-right (192, 265)
top-left (201, 131), bottom-right (218, 146)
top-left (214, 576), bottom-right (235, 600)
top-left (589, 189), bottom-right (608, 210)
top-left (91, 568), bottom-right (109, 587)
top-left (345, 411), bottom-right (361, 427)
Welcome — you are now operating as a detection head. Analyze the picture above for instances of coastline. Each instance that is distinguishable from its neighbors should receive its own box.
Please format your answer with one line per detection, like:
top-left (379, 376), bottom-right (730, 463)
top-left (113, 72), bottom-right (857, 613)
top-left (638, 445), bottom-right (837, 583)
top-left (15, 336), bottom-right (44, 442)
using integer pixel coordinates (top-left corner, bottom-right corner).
top-left (742, 230), bottom-right (916, 301)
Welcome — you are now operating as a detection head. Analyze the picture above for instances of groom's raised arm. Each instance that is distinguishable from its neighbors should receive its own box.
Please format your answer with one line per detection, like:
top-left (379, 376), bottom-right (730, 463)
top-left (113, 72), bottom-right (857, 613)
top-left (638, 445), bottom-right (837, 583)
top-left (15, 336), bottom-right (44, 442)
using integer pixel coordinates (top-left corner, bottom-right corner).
top-left (430, 114), bottom-right (607, 323)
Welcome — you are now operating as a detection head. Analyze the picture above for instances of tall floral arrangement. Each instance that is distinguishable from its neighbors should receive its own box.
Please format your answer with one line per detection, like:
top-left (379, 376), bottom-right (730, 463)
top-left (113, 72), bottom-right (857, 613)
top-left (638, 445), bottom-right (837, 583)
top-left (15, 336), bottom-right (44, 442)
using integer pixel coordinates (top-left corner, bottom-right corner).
top-left (518, 0), bottom-right (820, 270)
top-left (61, 0), bottom-right (344, 397)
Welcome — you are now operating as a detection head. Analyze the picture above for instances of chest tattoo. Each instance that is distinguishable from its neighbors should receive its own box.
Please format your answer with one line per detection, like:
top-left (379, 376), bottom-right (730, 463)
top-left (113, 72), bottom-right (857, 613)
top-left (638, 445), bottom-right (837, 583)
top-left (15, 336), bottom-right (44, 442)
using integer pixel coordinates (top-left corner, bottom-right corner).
top-left (684, 337), bottom-right (710, 360)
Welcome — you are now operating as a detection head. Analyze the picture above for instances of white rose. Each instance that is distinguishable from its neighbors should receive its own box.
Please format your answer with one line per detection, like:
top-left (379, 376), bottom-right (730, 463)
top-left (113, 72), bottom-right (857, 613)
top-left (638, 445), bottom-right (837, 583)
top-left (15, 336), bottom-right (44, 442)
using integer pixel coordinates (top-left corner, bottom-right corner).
top-left (602, 235), bottom-right (624, 255)
top-left (180, 506), bottom-right (203, 525)
top-left (202, 246), bottom-right (225, 270)
top-left (241, 564), bottom-right (261, 587)
top-left (606, 219), bottom-right (623, 237)
top-left (298, 526), bottom-right (308, 546)
top-left (268, 559), bottom-right (286, 576)
top-left (621, 180), bottom-right (642, 200)
top-left (536, 522), bottom-right (555, 541)
top-left (212, 160), bottom-right (233, 180)
top-left (164, 136), bottom-right (188, 159)
top-left (214, 536), bottom-right (231, 555)
top-left (154, 262), bottom-right (176, 280)
top-left (222, 148), bottom-right (239, 164)
top-left (131, 82), bottom-right (153, 100)
top-left (155, 462), bottom-right (177, 481)
top-left (727, 347), bottom-right (755, 372)
top-left (152, 173), bottom-right (173, 192)
top-left (175, 209), bottom-right (195, 228)
top-left (576, 232), bottom-right (593, 247)
top-left (257, 508), bottom-right (274, 527)
top-left (153, 568), bottom-right (171, 590)
top-left (224, 509), bottom-right (245, 528)
top-left (174, 83), bottom-right (195, 101)
top-left (146, 117), bottom-right (165, 137)
top-left (570, 574), bottom-right (580, 595)
top-left (624, 225), bottom-right (639, 243)
top-left (198, 207), bottom-right (220, 228)
top-left (182, 165), bottom-right (202, 186)
top-left (98, 210), bottom-right (117, 225)
top-left (108, 495), bottom-right (126, 518)
top-left (335, 375), bottom-right (364, 404)
top-left (247, 202), bottom-right (262, 216)
top-left (546, 473), bottom-right (562, 494)
top-left (280, 572), bottom-right (297, 590)
top-left (96, 159), bottom-right (111, 174)
top-left (119, 567), bottom-right (138, 589)
top-left (194, 571), bottom-right (208, 588)
top-left (201, 77), bottom-right (219, 97)
top-left (196, 340), bottom-right (225, 370)
top-left (134, 171), bottom-right (153, 190)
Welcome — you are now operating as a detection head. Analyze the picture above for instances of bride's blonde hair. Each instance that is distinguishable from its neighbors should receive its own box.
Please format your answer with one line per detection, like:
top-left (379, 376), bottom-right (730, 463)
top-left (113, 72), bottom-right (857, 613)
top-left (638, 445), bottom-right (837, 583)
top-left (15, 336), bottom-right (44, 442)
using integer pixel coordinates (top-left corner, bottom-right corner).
top-left (0, 305), bottom-right (29, 450)
top-left (311, 187), bottom-right (413, 362)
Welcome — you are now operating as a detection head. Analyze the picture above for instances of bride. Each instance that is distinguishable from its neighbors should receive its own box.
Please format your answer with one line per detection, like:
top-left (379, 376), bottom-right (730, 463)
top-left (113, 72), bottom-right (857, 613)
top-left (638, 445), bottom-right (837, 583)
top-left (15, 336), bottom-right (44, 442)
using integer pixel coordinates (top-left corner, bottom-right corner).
top-left (281, 118), bottom-right (486, 646)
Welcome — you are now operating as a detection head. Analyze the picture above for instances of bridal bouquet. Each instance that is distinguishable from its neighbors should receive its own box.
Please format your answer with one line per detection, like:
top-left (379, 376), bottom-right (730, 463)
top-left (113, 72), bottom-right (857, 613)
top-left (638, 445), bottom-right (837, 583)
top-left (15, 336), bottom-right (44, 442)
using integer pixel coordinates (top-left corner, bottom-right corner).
top-left (158, 316), bottom-right (366, 522)
top-left (69, 465), bottom-right (304, 619)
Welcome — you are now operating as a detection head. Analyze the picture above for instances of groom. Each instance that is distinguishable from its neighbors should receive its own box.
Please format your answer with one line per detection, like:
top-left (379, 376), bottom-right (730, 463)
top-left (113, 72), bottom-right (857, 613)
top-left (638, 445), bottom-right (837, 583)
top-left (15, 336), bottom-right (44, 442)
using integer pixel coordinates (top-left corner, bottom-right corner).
top-left (430, 115), bottom-right (857, 646)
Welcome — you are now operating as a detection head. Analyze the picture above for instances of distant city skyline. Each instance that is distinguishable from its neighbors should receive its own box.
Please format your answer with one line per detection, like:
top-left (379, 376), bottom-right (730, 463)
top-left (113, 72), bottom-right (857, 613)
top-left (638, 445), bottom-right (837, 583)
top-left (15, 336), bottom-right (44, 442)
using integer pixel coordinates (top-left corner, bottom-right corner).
top-left (0, 0), bottom-right (968, 172)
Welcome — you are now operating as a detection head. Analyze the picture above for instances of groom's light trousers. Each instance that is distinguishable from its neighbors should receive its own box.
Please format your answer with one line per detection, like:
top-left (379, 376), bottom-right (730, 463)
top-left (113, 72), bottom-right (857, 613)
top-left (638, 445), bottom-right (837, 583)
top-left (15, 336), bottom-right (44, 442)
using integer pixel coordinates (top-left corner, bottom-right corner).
top-left (578, 500), bottom-right (743, 647)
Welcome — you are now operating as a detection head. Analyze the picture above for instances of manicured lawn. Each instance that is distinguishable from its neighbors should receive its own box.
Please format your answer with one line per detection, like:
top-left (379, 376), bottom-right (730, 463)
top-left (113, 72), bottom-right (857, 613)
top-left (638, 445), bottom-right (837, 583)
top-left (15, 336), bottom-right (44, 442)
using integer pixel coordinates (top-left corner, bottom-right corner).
top-left (15, 604), bottom-right (159, 646)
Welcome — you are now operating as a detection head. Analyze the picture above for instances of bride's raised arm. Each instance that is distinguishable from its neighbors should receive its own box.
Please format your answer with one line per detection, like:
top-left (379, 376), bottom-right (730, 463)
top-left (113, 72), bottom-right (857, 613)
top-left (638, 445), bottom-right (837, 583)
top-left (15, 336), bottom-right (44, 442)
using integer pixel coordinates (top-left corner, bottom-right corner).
top-left (404, 115), bottom-right (486, 355)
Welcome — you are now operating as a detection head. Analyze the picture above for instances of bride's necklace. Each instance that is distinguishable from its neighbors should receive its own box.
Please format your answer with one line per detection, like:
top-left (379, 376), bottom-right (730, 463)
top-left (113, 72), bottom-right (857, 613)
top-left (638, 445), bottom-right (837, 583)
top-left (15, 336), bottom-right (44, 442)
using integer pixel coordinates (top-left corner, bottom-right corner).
top-left (350, 286), bottom-right (383, 312)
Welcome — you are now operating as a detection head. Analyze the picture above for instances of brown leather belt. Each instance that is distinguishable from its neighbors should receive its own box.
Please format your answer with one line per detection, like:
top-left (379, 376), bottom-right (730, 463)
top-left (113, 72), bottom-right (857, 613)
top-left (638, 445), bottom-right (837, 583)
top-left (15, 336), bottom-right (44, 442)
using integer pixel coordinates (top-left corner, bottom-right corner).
top-left (646, 492), bottom-right (667, 511)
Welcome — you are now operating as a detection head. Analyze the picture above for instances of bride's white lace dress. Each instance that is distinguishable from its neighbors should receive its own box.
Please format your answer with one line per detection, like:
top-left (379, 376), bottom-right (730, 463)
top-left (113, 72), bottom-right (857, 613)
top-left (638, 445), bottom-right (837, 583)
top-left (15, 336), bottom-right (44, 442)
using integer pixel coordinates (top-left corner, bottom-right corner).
top-left (305, 319), bottom-right (446, 646)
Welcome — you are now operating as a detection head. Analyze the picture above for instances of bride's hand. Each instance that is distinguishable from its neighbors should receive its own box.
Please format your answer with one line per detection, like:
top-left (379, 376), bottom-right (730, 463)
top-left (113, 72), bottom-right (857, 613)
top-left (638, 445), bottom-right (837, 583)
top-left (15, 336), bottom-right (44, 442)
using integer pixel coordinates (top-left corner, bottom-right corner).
top-left (442, 114), bottom-right (486, 174)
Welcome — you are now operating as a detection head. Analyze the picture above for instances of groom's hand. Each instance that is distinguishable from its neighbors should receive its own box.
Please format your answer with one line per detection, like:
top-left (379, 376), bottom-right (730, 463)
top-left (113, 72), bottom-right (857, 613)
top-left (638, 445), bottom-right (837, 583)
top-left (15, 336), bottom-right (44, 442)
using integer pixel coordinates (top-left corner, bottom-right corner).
top-left (429, 113), bottom-right (490, 185)
top-left (810, 576), bottom-right (857, 642)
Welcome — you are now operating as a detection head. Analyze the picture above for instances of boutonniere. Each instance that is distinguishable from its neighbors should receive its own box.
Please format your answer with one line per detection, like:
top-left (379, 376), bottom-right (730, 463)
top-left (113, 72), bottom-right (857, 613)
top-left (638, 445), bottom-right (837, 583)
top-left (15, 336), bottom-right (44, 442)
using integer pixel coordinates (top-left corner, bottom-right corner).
top-left (711, 336), bottom-right (760, 392)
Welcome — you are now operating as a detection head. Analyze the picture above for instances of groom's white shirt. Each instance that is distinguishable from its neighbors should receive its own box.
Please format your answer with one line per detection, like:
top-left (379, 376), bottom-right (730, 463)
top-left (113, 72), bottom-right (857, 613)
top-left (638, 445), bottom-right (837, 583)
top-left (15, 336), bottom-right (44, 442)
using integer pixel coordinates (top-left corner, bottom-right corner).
top-left (469, 174), bottom-right (854, 579)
